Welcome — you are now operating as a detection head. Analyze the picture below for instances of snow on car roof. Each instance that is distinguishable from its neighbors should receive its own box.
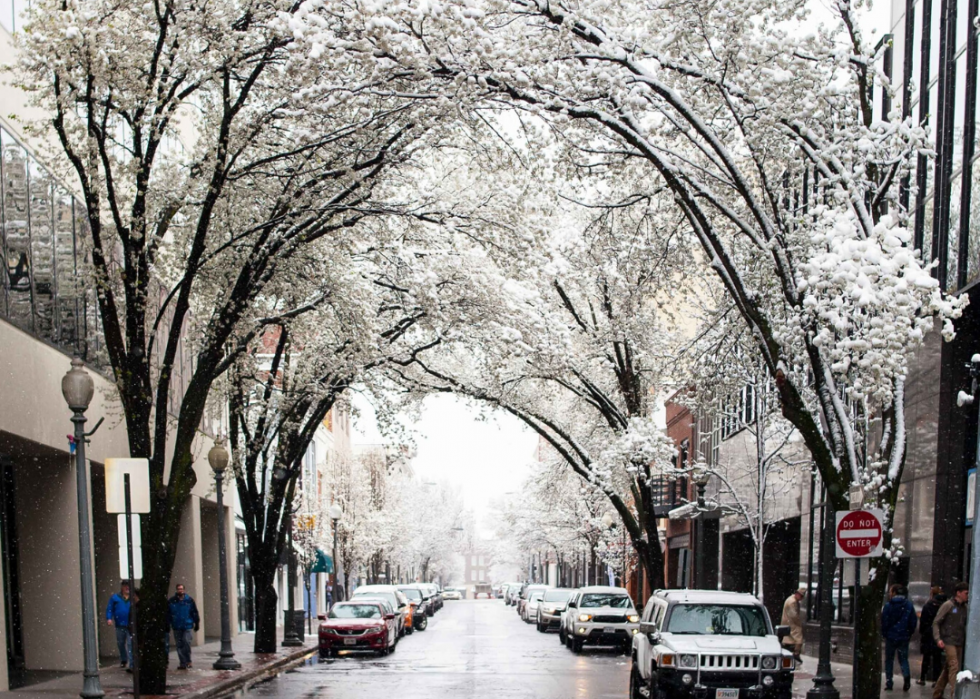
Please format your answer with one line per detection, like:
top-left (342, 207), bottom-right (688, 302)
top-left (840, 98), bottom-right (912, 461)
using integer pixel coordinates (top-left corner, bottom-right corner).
top-left (654, 589), bottom-right (763, 604)
top-left (576, 586), bottom-right (630, 594)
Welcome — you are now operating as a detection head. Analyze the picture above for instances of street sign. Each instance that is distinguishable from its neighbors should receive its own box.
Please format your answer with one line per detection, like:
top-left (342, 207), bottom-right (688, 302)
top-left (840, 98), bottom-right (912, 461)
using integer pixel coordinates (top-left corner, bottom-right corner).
top-left (835, 509), bottom-right (884, 558)
top-left (117, 513), bottom-right (143, 579)
top-left (105, 458), bottom-right (150, 513)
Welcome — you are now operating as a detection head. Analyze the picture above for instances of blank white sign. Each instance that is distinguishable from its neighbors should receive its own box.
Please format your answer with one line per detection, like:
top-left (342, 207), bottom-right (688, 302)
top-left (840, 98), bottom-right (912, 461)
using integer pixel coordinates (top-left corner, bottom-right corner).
top-left (105, 458), bottom-right (151, 514)
top-left (118, 514), bottom-right (143, 580)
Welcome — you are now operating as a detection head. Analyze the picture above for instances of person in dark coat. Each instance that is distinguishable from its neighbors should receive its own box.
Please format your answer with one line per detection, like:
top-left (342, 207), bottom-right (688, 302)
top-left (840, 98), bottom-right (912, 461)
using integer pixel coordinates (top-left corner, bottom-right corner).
top-left (918, 587), bottom-right (946, 685)
top-left (167, 584), bottom-right (200, 670)
top-left (881, 584), bottom-right (918, 692)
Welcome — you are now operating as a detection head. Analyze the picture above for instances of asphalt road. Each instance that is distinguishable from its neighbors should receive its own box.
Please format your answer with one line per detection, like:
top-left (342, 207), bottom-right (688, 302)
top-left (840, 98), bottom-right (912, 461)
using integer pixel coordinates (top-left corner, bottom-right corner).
top-left (242, 598), bottom-right (632, 699)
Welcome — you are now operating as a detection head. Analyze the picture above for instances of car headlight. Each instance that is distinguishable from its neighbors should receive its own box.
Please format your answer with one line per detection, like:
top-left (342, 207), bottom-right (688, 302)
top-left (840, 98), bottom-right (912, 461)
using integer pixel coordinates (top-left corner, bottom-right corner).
top-left (762, 656), bottom-right (777, 670)
top-left (681, 673), bottom-right (694, 686)
top-left (543, 607), bottom-right (555, 614)
top-left (679, 654), bottom-right (698, 669)
top-left (627, 614), bottom-right (640, 623)
top-left (578, 614), bottom-right (593, 622)
top-left (763, 675), bottom-right (775, 687)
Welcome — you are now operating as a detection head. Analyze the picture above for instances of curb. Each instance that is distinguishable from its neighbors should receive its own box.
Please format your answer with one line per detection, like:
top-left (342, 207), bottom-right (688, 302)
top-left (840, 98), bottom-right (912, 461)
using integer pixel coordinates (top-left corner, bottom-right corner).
top-left (180, 646), bottom-right (317, 699)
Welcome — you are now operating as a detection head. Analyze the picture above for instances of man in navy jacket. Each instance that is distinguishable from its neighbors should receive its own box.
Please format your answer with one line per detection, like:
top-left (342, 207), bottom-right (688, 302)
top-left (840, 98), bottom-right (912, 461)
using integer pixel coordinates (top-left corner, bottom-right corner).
top-left (882, 584), bottom-right (918, 692)
top-left (167, 584), bottom-right (200, 669)
top-left (105, 581), bottom-right (132, 668)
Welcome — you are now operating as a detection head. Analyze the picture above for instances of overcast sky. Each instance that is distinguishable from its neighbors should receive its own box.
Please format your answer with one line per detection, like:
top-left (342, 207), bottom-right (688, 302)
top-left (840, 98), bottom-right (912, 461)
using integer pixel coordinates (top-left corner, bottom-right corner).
top-left (351, 393), bottom-right (539, 535)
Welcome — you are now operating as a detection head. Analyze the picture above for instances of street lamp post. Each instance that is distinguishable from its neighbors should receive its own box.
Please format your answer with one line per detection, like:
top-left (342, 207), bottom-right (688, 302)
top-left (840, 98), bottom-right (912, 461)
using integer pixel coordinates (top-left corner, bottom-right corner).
top-left (207, 439), bottom-right (240, 671)
top-left (328, 504), bottom-right (344, 604)
top-left (691, 467), bottom-right (712, 590)
top-left (283, 516), bottom-right (303, 647)
top-left (62, 358), bottom-right (104, 699)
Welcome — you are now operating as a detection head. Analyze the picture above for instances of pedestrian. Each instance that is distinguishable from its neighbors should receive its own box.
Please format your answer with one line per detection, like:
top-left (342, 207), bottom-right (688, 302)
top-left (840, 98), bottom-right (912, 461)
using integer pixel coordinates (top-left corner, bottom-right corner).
top-left (932, 581), bottom-right (969, 699)
top-left (780, 588), bottom-right (806, 664)
top-left (882, 583), bottom-right (918, 691)
top-left (918, 586), bottom-right (947, 686)
top-left (105, 581), bottom-right (132, 669)
top-left (167, 584), bottom-right (200, 670)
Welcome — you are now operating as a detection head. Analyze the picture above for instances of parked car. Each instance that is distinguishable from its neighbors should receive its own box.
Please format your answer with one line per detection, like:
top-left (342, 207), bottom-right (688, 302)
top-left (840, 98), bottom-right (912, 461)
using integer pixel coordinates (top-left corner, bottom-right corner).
top-left (318, 600), bottom-right (399, 657)
top-left (442, 587), bottom-right (463, 601)
top-left (397, 586), bottom-right (430, 631)
top-left (536, 588), bottom-right (575, 632)
top-left (475, 582), bottom-right (493, 599)
top-left (518, 584), bottom-right (552, 618)
top-left (523, 588), bottom-right (547, 622)
top-left (350, 585), bottom-right (411, 636)
top-left (503, 582), bottom-right (521, 605)
top-left (630, 589), bottom-right (795, 699)
top-left (559, 586), bottom-right (639, 653)
top-left (416, 584), bottom-right (438, 616)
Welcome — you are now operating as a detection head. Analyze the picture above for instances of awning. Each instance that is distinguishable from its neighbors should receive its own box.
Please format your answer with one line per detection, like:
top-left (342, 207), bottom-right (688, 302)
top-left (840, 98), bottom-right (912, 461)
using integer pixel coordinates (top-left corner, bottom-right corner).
top-left (310, 549), bottom-right (333, 574)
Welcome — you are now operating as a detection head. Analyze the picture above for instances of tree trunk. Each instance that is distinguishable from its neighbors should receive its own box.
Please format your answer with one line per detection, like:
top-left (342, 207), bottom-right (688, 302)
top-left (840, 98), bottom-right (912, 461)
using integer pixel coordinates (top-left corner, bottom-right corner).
top-left (634, 537), bottom-right (664, 595)
top-left (135, 579), bottom-right (171, 694)
top-left (253, 574), bottom-right (279, 653)
top-left (855, 551), bottom-right (890, 697)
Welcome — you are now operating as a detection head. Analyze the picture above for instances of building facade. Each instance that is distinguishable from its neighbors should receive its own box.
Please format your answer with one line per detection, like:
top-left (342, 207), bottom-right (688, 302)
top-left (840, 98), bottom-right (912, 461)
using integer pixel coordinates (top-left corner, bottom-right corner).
top-left (0, 7), bottom-right (237, 690)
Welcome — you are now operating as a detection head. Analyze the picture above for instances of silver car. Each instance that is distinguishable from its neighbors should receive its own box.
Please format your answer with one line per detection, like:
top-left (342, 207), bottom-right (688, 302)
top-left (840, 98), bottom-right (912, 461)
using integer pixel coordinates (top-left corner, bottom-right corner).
top-left (536, 588), bottom-right (575, 632)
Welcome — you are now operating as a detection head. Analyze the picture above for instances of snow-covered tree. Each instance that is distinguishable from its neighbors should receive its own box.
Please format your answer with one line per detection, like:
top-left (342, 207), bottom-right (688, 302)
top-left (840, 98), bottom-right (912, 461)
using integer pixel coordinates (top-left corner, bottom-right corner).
top-left (286, 0), bottom-right (969, 689)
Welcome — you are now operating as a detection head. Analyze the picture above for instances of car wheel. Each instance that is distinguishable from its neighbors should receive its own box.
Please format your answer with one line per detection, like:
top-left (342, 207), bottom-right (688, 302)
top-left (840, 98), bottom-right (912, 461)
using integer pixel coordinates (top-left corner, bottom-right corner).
top-left (416, 615), bottom-right (428, 631)
top-left (629, 663), bottom-right (644, 699)
top-left (406, 625), bottom-right (414, 635)
top-left (537, 621), bottom-right (546, 633)
top-left (559, 627), bottom-right (567, 645)
top-left (571, 637), bottom-right (583, 653)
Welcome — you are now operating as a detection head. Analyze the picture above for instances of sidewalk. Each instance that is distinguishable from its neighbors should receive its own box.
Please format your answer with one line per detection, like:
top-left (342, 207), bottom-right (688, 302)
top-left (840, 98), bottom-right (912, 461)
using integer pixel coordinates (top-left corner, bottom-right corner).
top-left (0, 632), bottom-right (316, 699)
top-left (793, 654), bottom-right (946, 699)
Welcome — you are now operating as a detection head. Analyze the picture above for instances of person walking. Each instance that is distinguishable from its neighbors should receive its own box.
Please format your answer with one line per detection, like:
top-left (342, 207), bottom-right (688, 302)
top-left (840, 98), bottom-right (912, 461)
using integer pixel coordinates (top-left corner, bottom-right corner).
top-left (780, 588), bottom-right (806, 664)
top-left (932, 581), bottom-right (969, 699)
top-left (167, 584), bottom-right (200, 670)
top-left (918, 587), bottom-right (947, 686)
top-left (105, 581), bottom-right (132, 669)
top-left (882, 584), bottom-right (918, 691)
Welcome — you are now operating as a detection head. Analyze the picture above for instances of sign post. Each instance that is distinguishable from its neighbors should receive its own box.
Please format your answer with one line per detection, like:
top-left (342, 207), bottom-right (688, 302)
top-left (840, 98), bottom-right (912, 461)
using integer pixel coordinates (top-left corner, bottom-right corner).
top-left (105, 459), bottom-right (149, 699)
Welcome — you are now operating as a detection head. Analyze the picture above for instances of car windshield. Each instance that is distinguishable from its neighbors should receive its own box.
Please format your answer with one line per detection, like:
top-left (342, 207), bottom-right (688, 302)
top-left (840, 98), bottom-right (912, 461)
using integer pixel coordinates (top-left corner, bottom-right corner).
top-left (529, 591), bottom-right (545, 602)
top-left (329, 604), bottom-right (382, 619)
top-left (666, 604), bottom-right (769, 637)
top-left (543, 589), bottom-right (573, 603)
top-left (580, 593), bottom-right (632, 608)
top-left (399, 588), bottom-right (423, 601)
top-left (353, 590), bottom-right (397, 608)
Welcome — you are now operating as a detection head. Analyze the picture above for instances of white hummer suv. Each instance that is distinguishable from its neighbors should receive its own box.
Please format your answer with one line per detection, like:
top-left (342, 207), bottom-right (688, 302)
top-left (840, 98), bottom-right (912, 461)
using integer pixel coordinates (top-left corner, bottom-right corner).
top-left (630, 590), bottom-right (795, 699)
top-left (559, 586), bottom-right (640, 653)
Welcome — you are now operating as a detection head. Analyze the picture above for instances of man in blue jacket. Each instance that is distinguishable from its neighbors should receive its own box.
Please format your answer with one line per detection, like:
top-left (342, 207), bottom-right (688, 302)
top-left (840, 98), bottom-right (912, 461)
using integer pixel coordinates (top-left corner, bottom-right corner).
top-left (882, 583), bottom-right (918, 692)
top-left (167, 584), bottom-right (200, 670)
top-left (105, 581), bottom-right (132, 669)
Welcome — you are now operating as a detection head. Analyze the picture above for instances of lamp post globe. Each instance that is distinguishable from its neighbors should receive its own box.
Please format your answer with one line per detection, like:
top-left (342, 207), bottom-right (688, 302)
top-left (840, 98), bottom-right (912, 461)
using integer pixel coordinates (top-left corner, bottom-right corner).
top-left (62, 358), bottom-right (103, 698)
top-left (62, 357), bottom-right (94, 412)
top-left (209, 437), bottom-right (240, 670)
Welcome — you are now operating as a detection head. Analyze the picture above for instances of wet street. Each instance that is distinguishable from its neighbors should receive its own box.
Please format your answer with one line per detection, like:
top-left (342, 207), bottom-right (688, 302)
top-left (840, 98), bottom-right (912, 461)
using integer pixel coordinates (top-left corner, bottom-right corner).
top-left (243, 599), bottom-right (631, 699)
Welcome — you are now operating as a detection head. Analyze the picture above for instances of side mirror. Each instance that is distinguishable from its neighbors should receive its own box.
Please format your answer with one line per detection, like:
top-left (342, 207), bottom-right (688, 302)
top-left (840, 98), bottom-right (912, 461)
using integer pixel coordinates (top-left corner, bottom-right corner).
top-left (639, 621), bottom-right (659, 639)
top-left (385, 613), bottom-right (396, 620)
top-left (776, 625), bottom-right (790, 641)
top-left (317, 614), bottom-right (326, 621)
top-left (567, 600), bottom-right (577, 609)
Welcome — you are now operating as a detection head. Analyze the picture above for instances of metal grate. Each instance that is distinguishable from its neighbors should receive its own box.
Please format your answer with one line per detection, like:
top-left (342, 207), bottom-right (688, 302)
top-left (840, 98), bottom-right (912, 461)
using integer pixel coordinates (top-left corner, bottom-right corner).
top-left (699, 654), bottom-right (760, 670)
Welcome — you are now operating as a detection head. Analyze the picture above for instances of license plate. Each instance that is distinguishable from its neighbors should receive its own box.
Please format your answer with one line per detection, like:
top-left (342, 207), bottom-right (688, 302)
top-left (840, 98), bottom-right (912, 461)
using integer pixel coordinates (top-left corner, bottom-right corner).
top-left (602, 627), bottom-right (616, 634)
top-left (343, 638), bottom-right (357, 645)
top-left (716, 690), bottom-right (739, 699)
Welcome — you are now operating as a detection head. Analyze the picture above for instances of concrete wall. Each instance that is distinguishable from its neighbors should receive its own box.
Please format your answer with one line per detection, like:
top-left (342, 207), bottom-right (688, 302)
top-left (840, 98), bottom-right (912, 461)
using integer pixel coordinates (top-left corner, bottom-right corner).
top-left (13, 452), bottom-right (84, 672)
top-left (200, 502), bottom-right (220, 641)
top-left (171, 497), bottom-right (205, 647)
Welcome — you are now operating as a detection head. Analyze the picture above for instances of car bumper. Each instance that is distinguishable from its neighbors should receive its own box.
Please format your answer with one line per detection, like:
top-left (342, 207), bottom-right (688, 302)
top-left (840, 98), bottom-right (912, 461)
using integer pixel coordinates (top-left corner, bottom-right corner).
top-left (539, 611), bottom-right (563, 628)
top-left (655, 669), bottom-right (794, 699)
top-left (572, 624), bottom-right (639, 645)
top-left (319, 632), bottom-right (387, 651)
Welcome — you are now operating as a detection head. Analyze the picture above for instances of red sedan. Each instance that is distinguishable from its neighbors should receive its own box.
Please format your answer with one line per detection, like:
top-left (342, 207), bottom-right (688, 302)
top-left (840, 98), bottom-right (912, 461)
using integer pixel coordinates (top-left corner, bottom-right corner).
top-left (318, 601), bottom-right (398, 658)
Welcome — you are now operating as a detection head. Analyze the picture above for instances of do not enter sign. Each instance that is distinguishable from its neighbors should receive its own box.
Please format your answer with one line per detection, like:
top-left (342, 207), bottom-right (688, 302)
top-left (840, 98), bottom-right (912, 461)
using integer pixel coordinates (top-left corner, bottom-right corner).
top-left (835, 509), bottom-right (884, 558)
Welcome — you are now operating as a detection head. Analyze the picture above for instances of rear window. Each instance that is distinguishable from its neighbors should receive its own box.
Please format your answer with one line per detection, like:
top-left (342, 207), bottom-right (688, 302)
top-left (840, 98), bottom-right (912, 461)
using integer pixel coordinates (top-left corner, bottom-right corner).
top-left (666, 604), bottom-right (769, 637)
top-left (399, 588), bottom-right (423, 601)
top-left (529, 591), bottom-right (545, 601)
top-left (580, 593), bottom-right (632, 609)
top-left (353, 590), bottom-right (397, 608)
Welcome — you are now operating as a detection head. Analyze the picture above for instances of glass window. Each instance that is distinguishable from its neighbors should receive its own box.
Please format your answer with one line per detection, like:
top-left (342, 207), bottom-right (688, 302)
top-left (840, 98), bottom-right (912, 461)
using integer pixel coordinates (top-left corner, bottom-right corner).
top-left (54, 188), bottom-right (79, 349)
top-left (543, 589), bottom-right (573, 603)
top-left (29, 156), bottom-right (55, 341)
top-left (579, 593), bottom-right (632, 608)
top-left (665, 604), bottom-right (769, 637)
top-left (2, 129), bottom-right (33, 331)
top-left (329, 604), bottom-right (382, 619)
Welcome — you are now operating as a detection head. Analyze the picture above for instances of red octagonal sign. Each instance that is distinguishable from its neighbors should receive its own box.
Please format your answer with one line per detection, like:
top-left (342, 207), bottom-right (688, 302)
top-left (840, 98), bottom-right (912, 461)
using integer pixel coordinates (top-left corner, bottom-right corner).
top-left (835, 509), bottom-right (884, 558)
